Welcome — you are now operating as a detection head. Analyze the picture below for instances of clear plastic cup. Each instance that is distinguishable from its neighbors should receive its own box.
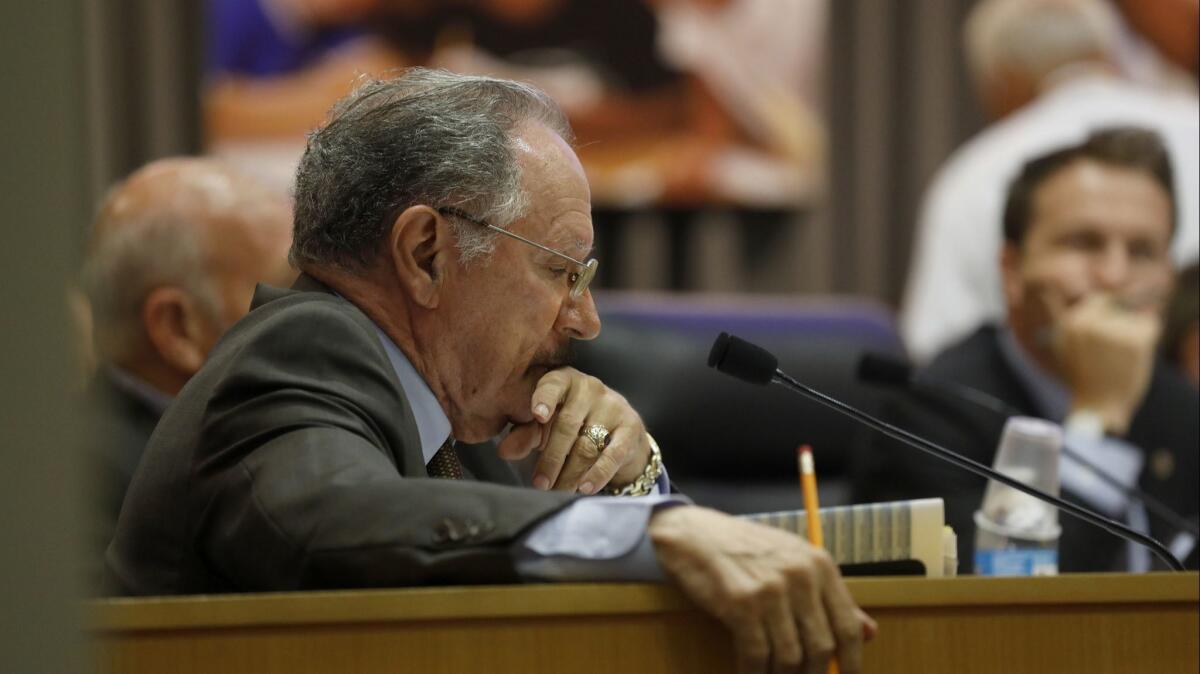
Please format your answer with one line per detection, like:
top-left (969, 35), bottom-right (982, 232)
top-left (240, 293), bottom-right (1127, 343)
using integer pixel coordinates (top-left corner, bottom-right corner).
top-left (978, 416), bottom-right (1063, 541)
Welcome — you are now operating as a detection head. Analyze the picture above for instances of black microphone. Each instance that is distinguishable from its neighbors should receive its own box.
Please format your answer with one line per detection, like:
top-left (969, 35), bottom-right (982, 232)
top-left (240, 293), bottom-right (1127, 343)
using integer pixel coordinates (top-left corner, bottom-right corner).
top-left (858, 352), bottom-right (1199, 538)
top-left (708, 332), bottom-right (777, 385)
top-left (707, 332), bottom-right (1185, 571)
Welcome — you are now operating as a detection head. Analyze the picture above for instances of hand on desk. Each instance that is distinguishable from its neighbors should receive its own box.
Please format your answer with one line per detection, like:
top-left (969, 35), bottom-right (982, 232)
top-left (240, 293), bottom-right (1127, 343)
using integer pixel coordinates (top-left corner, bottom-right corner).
top-left (649, 506), bottom-right (876, 674)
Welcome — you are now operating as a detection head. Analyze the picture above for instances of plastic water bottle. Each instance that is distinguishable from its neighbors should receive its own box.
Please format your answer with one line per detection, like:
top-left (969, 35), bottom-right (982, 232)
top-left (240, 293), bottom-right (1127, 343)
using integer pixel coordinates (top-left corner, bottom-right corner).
top-left (973, 417), bottom-right (1063, 576)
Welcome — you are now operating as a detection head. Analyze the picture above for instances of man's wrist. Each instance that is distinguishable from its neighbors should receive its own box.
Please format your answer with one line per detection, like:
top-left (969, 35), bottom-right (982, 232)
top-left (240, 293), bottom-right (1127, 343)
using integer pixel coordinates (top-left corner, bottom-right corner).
top-left (648, 503), bottom-right (698, 544)
top-left (1067, 404), bottom-right (1131, 436)
top-left (608, 430), bottom-right (651, 486)
top-left (606, 433), bottom-right (663, 496)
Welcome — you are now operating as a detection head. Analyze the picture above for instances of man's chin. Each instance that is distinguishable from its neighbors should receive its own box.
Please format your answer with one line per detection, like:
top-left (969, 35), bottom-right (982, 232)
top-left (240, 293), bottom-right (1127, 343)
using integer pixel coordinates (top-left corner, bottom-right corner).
top-left (460, 406), bottom-right (547, 442)
top-left (454, 428), bottom-right (501, 444)
top-left (507, 411), bottom-right (537, 426)
top-left (525, 364), bottom-right (554, 383)
top-left (449, 412), bottom-right (512, 444)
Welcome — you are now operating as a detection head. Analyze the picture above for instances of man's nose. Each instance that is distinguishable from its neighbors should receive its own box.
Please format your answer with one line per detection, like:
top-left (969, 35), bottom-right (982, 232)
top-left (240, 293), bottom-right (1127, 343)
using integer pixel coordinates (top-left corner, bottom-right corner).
top-left (557, 290), bottom-right (601, 341)
top-left (1093, 241), bottom-right (1132, 290)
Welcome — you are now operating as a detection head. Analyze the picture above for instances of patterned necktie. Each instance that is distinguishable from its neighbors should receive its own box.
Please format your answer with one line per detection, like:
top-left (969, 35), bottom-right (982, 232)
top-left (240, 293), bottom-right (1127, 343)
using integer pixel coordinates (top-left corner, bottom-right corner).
top-left (426, 438), bottom-right (464, 479)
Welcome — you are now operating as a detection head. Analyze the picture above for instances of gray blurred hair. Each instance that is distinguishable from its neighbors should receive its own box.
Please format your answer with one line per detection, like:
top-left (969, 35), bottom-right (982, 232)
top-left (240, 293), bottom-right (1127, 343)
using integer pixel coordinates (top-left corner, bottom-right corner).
top-left (290, 68), bottom-right (575, 271)
top-left (80, 158), bottom-right (285, 363)
top-left (81, 191), bottom-right (222, 364)
top-left (965, 0), bottom-right (1119, 87)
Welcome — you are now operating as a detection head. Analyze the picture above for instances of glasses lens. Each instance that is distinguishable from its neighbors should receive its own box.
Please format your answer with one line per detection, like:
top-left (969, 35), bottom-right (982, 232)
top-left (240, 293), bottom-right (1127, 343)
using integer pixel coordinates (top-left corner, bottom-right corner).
top-left (570, 259), bottom-right (599, 299)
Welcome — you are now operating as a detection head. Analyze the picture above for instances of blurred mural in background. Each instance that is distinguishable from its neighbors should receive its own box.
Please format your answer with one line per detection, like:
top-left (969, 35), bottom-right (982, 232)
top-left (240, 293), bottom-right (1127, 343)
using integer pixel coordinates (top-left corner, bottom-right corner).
top-left (80, 0), bottom-right (1198, 300)
top-left (202, 0), bottom-right (828, 293)
top-left (203, 0), bottom-right (827, 208)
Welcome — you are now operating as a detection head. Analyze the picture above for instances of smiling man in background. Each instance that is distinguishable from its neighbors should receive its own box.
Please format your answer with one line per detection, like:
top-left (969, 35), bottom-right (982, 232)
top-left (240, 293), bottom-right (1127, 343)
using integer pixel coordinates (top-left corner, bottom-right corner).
top-left (902, 0), bottom-right (1200, 364)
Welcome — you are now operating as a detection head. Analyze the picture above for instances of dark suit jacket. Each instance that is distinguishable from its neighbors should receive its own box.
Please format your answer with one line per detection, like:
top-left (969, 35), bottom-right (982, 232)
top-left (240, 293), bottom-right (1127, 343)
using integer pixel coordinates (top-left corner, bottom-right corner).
top-left (85, 370), bottom-right (163, 584)
top-left (107, 275), bottom-right (578, 595)
top-left (851, 325), bottom-right (1199, 573)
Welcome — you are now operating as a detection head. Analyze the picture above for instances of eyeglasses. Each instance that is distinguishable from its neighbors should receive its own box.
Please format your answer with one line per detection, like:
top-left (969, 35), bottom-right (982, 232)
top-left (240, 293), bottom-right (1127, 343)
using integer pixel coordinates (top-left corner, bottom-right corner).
top-left (437, 207), bottom-right (598, 299)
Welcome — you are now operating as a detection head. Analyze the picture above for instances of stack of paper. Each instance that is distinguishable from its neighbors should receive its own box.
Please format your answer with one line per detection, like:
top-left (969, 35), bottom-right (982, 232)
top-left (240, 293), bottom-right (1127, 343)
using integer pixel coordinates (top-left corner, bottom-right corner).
top-left (742, 498), bottom-right (954, 578)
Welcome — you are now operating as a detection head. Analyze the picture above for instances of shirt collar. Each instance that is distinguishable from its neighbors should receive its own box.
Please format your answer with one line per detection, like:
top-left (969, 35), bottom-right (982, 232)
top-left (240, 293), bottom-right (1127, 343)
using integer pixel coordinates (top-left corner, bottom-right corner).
top-left (996, 326), bottom-right (1071, 421)
top-left (104, 365), bottom-right (174, 417)
top-left (372, 325), bottom-right (451, 464)
top-left (1039, 65), bottom-right (1117, 95)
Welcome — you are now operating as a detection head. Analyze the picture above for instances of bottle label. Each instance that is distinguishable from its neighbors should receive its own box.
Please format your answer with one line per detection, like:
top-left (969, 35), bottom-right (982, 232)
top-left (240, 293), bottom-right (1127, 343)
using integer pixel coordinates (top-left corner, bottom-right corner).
top-left (974, 548), bottom-right (1058, 576)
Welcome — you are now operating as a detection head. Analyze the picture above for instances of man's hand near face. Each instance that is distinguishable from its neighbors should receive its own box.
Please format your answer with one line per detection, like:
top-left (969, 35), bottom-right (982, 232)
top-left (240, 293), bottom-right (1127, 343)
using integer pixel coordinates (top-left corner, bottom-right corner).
top-left (1050, 293), bottom-right (1162, 435)
top-left (496, 367), bottom-right (652, 494)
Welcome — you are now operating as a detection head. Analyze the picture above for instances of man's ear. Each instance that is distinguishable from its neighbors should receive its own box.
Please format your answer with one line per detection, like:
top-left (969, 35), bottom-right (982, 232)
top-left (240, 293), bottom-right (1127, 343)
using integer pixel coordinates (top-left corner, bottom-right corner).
top-left (387, 205), bottom-right (454, 308)
top-left (999, 241), bottom-right (1024, 309)
top-left (142, 286), bottom-right (215, 377)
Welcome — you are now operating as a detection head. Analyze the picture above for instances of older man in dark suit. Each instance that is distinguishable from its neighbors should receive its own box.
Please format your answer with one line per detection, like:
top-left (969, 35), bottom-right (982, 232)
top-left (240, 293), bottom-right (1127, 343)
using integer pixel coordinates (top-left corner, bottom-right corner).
top-left (109, 69), bottom-right (873, 674)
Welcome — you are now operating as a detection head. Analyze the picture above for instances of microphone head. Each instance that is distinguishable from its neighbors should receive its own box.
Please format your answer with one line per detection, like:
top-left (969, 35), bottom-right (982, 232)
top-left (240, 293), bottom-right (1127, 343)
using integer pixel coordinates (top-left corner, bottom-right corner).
top-left (857, 352), bottom-right (913, 386)
top-left (708, 332), bottom-right (778, 386)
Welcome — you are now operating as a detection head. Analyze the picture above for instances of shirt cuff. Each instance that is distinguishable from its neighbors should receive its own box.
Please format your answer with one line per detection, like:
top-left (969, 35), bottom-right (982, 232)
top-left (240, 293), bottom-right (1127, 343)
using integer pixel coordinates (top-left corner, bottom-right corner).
top-left (515, 492), bottom-right (690, 582)
top-left (652, 464), bottom-right (670, 495)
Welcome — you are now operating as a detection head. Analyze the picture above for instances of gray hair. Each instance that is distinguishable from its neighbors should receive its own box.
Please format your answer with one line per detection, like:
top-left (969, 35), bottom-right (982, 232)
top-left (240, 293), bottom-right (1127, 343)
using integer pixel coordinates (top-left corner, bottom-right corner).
top-left (80, 158), bottom-right (282, 363)
top-left (290, 68), bottom-right (575, 272)
top-left (81, 198), bottom-right (222, 364)
top-left (965, 0), bottom-right (1119, 87)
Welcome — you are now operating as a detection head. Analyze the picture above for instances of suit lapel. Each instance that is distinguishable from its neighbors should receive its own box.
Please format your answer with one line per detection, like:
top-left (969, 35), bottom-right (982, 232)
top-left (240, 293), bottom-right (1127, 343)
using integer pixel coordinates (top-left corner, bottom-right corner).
top-left (255, 273), bottom-right (429, 477)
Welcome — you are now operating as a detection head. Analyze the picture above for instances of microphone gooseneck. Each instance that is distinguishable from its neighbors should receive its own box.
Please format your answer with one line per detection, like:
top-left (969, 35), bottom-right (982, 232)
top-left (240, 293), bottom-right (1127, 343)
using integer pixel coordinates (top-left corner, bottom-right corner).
top-left (711, 335), bottom-right (1185, 571)
top-left (859, 352), bottom-right (1013, 416)
top-left (857, 352), bottom-right (1200, 539)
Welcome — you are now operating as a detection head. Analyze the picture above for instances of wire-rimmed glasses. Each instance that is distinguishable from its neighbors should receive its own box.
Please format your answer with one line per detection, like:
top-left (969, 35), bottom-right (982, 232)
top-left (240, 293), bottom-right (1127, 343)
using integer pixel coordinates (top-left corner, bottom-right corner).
top-left (437, 207), bottom-right (598, 299)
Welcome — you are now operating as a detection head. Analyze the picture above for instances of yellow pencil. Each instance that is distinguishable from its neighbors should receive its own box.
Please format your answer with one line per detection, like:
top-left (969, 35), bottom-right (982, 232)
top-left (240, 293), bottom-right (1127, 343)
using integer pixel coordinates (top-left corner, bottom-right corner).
top-left (798, 444), bottom-right (838, 674)
top-left (799, 445), bottom-right (823, 548)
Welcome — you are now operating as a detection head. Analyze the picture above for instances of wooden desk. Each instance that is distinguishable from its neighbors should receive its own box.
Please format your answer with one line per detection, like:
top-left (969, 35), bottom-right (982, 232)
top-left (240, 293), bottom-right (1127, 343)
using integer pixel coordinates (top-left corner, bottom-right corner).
top-left (92, 572), bottom-right (1199, 674)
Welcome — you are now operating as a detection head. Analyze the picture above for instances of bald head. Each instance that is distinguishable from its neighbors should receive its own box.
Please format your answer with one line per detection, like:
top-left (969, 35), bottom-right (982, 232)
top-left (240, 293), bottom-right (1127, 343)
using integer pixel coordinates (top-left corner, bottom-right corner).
top-left (95, 158), bottom-right (283, 238)
top-left (966, 0), bottom-right (1120, 118)
top-left (82, 157), bottom-right (295, 393)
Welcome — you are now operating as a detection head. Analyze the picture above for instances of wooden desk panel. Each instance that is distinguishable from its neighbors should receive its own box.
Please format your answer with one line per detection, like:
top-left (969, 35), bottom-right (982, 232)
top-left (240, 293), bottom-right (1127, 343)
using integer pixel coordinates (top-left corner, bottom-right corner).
top-left (92, 573), bottom-right (1199, 674)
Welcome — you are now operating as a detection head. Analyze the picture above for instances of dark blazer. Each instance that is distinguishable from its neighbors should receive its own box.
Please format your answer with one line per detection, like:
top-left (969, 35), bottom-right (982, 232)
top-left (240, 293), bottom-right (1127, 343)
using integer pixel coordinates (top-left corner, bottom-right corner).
top-left (85, 370), bottom-right (163, 583)
top-left (851, 325), bottom-right (1199, 573)
top-left (107, 275), bottom-right (577, 596)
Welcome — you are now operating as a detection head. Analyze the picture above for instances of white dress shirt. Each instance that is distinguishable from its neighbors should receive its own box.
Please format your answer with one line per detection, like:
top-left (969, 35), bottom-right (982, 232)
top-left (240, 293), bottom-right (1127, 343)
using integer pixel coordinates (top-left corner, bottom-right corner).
top-left (903, 73), bottom-right (1200, 363)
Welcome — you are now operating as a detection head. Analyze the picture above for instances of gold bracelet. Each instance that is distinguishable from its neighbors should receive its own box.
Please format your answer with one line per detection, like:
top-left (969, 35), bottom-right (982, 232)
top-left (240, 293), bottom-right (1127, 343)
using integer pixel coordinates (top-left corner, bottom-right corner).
top-left (604, 433), bottom-right (663, 496)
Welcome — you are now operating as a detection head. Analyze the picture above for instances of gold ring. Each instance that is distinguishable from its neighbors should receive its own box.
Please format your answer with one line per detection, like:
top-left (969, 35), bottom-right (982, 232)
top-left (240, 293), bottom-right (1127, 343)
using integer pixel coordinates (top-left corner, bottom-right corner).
top-left (580, 424), bottom-right (611, 450)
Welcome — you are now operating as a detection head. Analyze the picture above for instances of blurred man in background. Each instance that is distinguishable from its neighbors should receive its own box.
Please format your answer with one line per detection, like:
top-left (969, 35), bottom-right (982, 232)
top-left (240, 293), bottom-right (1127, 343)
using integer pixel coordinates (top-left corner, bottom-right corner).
top-left (902, 0), bottom-right (1199, 363)
top-left (856, 129), bottom-right (1199, 573)
top-left (80, 157), bottom-right (295, 567)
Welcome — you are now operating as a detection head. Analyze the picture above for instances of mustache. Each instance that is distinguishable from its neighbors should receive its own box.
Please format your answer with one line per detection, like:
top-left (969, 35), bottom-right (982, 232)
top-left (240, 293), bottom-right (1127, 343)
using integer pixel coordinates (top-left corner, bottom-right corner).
top-left (529, 342), bottom-right (575, 371)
